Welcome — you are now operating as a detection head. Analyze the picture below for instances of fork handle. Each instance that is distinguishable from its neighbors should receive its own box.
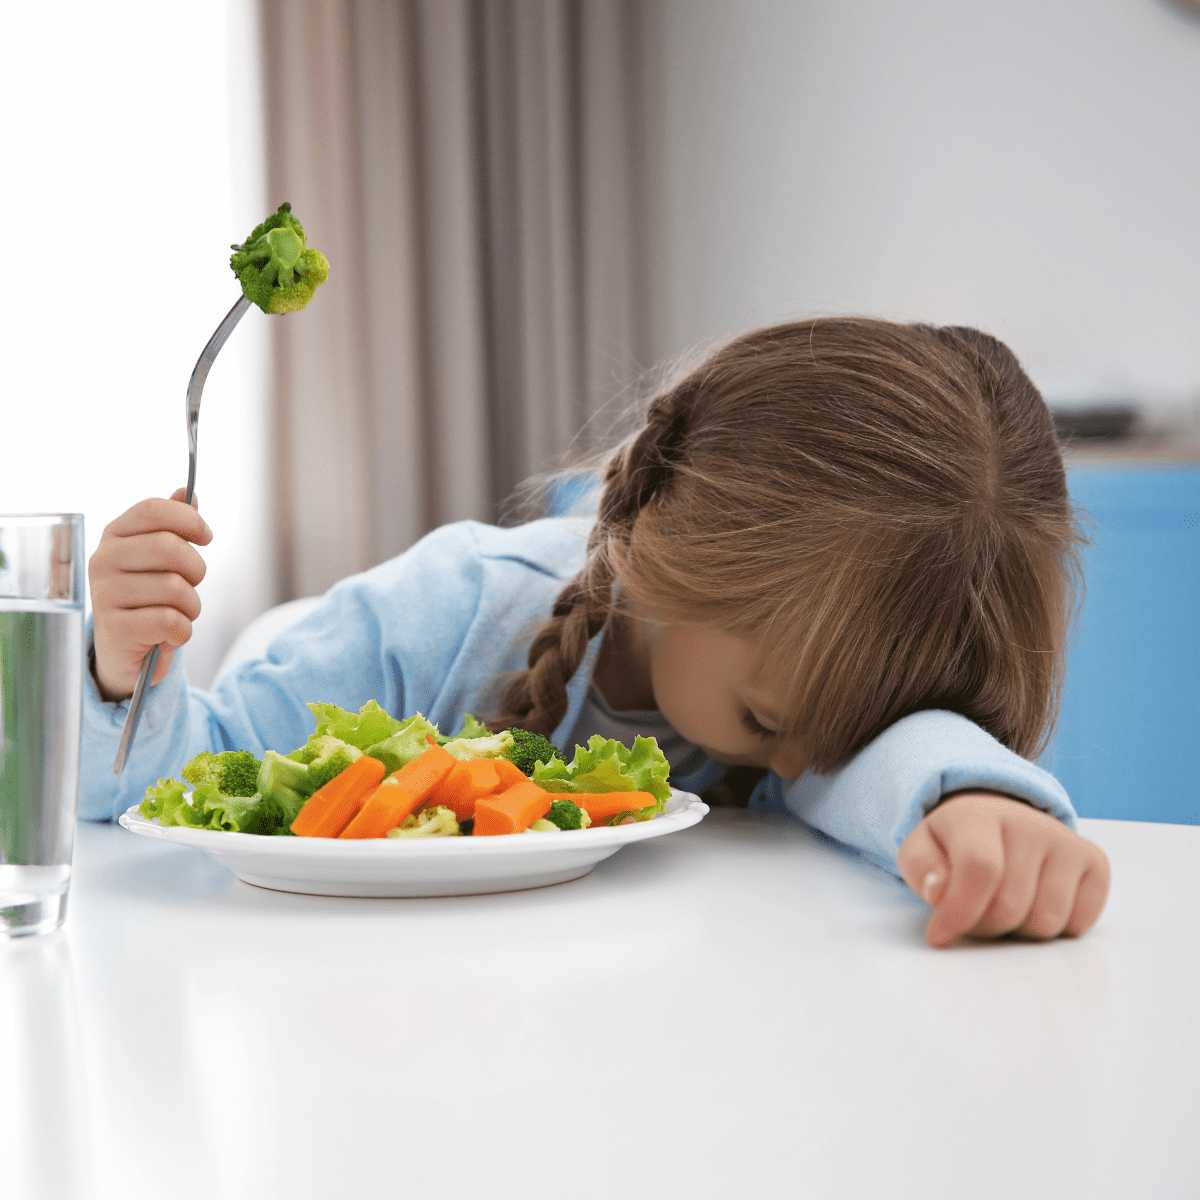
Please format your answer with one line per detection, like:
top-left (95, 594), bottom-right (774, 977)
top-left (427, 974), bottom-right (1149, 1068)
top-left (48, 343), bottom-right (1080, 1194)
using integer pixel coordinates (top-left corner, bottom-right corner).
top-left (112, 293), bottom-right (253, 775)
top-left (113, 646), bottom-right (159, 774)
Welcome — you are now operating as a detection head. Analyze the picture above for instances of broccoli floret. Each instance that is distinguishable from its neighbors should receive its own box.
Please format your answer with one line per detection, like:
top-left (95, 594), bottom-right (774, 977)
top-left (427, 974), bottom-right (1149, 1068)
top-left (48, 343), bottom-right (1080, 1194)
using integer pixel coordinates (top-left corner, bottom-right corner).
top-left (543, 799), bottom-right (590, 831)
top-left (525, 818), bottom-right (561, 833)
top-left (257, 749), bottom-right (312, 807)
top-left (385, 806), bottom-right (461, 838)
top-left (181, 750), bottom-right (262, 798)
top-left (287, 735), bottom-right (361, 792)
top-left (230, 203), bottom-right (329, 315)
top-left (217, 751), bottom-right (261, 797)
top-left (504, 729), bottom-right (565, 777)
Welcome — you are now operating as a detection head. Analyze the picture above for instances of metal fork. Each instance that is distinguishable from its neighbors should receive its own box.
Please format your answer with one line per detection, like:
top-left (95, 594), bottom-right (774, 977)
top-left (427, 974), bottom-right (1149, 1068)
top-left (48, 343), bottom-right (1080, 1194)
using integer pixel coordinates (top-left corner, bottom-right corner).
top-left (113, 293), bottom-right (254, 774)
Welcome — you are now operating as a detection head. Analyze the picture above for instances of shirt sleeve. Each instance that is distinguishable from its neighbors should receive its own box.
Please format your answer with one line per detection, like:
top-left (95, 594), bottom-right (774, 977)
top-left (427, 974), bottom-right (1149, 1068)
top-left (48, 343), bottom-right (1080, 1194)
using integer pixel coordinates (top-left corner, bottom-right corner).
top-left (748, 709), bottom-right (1078, 876)
top-left (78, 522), bottom-right (491, 823)
top-left (78, 517), bottom-right (589, 824)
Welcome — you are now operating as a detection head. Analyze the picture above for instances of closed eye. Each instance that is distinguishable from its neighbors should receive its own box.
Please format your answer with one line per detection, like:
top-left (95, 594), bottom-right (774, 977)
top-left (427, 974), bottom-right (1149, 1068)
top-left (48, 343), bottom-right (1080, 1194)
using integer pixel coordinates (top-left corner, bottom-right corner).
top-left (740, 709), bottom-right (776, 738)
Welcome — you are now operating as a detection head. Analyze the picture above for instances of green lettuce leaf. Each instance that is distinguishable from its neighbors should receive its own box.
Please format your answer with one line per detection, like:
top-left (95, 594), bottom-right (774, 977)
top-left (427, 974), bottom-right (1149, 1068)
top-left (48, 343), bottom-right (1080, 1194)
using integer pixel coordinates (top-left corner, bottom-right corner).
top-left (139, 777), bottom-right (203, 827)
top-left (362, 713), bottom-right (442, 774)
top-left (190, 782), bottom-right (261, 832)
top-left (138, 777), bottom-right (297, 834)
top-left (531, 735), bottom-right (671, 820)
top-left (307, 699), bottom-right (404, 750)
top-left (446, 713), bottom-right (491, 741)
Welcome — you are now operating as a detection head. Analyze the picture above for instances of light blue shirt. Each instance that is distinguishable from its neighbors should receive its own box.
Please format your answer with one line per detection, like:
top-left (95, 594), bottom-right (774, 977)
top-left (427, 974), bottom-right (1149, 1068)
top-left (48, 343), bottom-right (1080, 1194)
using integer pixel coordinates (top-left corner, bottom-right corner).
top-left (80, 517), bottom-right (1077, 876)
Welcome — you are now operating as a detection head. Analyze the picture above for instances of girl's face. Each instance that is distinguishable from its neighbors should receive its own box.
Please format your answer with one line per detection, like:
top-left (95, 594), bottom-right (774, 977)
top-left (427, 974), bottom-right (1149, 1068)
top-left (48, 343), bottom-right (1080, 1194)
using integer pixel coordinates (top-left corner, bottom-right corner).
top-left (645, 623), bottom-right (808, 782)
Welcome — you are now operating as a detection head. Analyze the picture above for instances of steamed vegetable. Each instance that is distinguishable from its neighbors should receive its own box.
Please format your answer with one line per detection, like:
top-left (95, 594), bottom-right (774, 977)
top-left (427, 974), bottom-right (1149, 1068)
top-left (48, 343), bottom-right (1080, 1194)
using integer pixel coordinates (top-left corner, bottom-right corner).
top-left (258, 749), bottom-right (311, 801)
top-left (387, 740), bottom-right (458, 803)
top-left (504, 729), bottom-right (565, 776)
top-left (288, 734), bottom-right (362, 793)
top-left (339, 778), bottom-right (421, 839)
top-left (441, 713), bottom-right (492, 742)
top-left (564, 790), bottom-right (660, 824)
top-left (474, 781), bottom-right (555, 836)
top-left (386, 806), bottom-right (460, 838)
top-left (138, 701), bottom-right (674, 838)
top-left (308, 699), bottom-right (406, 749)
top-left (230, 202), bottom-right (329, 314)
top-left (138, 771), bottom-right (283, 835)
top-left (290, 754), bottom-right (386, 837)
top-left (543, 798), bottom-right (590, 830)
top-left (181, 750), bottom-right (261, 798)
top-left (433, 758), bottom-right (502, 820)
top-left (530, 736), bottom-right (670, 820)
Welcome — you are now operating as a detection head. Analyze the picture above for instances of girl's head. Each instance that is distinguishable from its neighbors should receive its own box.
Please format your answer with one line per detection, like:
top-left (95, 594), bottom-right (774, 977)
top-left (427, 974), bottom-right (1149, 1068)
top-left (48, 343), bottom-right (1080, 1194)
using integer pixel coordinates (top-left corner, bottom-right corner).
top-left (494, 317), bottom-right (1084, 773)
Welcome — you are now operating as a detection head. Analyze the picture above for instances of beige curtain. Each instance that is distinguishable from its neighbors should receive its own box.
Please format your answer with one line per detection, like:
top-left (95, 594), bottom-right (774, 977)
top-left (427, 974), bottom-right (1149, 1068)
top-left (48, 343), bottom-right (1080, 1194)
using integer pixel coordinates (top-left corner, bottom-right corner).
top-left (259, 0), bottom-right (657, 600)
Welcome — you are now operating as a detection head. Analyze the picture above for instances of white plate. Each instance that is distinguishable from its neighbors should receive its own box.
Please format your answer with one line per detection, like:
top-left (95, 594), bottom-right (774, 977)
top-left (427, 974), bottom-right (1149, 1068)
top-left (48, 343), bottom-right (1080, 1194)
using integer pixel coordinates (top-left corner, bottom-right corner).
top-left (118, 790), bottom-right (708, 897)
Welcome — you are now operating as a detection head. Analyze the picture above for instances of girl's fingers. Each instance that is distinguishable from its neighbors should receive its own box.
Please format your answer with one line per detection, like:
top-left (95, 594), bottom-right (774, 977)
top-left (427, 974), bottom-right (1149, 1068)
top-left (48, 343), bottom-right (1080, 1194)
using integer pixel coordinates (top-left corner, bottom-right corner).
top-left (1016, 850), bottom-right (1081, 940)
top-left (1019, 842), bottom-right (1112, 940)
top-left (1065, 855), bottom-right (1111, 937)
top-left (968, 841), bottom-right (1047, 938)
top-left (106, 495), bottom-right (211, 545)
top-left (95, 571), bottom-right (202, 622)
top-left (93, 606), bottom-right (194, 698)
top-left (896, 820), bottom-right (950, 908)
top-left (93, 529), bottom-right (208, 586)
top-left (923, 816), bottom-right (1005, 947)
top-left (105, 604), bottom-right (195, 658)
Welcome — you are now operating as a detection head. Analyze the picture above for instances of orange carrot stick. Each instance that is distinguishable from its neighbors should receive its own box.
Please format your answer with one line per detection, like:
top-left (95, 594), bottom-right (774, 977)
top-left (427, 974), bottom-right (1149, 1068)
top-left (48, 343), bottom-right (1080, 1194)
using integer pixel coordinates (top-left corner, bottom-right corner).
top-left (290, 755), bottom-right (387, 837)
top-left (339, 777), bottom-right (421, 838)
top-left (552, 790), bottom-right (659, 822)
top-left (387, 741), bottom-right (458, 806)
top-left (490, 759), bottom-right (529, 789)
top-left (473, 781), bottom-right (554, 836)
top-left (432, 758), bottom-right (502, 821)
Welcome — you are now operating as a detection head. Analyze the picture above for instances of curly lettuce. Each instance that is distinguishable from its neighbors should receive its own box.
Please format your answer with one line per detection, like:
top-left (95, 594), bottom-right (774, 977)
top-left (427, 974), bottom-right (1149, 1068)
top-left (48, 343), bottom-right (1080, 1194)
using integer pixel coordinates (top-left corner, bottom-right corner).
top-left (531, 735), bottom-right (670, 821)
top-left (138, 774), bottom-right (302, 836)
top-left (360, 713), bottom-right (443, 774)
top-left (307, 699), bottom-right (405, 749)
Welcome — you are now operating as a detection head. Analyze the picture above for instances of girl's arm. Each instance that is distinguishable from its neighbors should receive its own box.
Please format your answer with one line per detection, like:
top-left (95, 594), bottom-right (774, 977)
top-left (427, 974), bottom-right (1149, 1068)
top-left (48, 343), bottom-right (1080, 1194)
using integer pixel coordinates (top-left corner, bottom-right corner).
top-left (768, 709), bottom-right (1109, 944)
top-left (81, 515), bottom-right (584, 822)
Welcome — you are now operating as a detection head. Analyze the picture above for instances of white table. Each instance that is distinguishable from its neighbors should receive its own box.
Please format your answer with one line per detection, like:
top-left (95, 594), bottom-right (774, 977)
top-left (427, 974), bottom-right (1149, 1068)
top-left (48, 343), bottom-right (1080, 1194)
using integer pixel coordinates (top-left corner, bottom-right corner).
top-left (5, 812), bottom-right (1199, 1200)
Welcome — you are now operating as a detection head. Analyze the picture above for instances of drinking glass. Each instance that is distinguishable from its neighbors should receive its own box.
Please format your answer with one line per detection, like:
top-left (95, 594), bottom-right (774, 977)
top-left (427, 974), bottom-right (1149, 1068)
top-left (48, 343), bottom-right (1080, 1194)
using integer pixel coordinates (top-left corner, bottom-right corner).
top-left (0, 515), bottom-right (85, 937)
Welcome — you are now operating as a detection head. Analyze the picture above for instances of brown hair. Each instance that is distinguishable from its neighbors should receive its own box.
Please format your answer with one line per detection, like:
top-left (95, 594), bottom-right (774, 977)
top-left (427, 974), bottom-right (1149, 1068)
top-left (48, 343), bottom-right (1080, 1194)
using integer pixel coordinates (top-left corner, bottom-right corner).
top-left (491, 318), bottom-right (1084, 772)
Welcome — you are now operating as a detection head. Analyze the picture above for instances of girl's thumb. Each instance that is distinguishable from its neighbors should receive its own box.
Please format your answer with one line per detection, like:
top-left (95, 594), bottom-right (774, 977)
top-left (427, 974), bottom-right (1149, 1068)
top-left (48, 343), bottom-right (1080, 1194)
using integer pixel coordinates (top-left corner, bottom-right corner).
top-left (896, 821), bottom-right (950, 907)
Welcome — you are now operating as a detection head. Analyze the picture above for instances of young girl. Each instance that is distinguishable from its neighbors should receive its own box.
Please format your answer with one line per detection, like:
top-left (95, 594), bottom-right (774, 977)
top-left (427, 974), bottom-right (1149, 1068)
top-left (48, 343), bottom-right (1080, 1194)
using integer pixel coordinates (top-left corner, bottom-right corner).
top-left (83, 317), bottom-right (1110, 947)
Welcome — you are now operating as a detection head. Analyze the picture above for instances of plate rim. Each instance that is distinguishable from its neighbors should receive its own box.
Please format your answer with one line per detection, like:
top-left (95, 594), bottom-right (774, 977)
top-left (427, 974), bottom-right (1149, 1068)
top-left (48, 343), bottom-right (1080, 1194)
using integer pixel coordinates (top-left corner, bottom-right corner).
top-left (117, 788), bottom-right (708, 858)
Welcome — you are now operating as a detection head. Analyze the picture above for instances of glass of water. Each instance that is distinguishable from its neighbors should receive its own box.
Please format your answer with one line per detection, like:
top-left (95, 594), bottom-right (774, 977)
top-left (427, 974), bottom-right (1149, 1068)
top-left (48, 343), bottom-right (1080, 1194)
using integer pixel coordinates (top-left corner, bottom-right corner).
top-left (0, 515), bottom-right (85, 937)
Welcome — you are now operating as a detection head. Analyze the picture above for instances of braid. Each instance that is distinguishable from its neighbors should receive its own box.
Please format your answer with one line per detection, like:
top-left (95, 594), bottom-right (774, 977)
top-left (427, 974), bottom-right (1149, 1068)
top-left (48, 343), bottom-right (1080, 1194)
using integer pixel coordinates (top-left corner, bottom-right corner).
top-left (488, 388), bottom-right (694, 736)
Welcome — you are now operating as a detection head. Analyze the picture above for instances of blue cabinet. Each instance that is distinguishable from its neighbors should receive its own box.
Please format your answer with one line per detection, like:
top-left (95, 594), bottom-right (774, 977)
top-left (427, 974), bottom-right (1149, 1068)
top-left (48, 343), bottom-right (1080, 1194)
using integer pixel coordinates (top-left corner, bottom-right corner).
top-left (1040, 465), bottom-right (1200, 824)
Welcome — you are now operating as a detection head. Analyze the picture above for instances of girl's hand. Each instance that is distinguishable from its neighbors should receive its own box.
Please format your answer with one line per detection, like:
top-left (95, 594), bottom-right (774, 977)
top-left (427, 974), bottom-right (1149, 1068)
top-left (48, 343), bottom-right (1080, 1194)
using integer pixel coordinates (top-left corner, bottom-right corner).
top-left (896, 791), bottom-right (1110, 948)
top-left (88, 489), bottom-right (212, 702)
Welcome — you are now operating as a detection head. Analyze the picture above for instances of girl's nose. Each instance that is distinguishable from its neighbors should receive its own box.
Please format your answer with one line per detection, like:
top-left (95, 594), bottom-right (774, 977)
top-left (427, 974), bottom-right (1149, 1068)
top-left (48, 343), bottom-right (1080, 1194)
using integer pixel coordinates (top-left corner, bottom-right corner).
top-left (768, 746), bottom-right (806, 781)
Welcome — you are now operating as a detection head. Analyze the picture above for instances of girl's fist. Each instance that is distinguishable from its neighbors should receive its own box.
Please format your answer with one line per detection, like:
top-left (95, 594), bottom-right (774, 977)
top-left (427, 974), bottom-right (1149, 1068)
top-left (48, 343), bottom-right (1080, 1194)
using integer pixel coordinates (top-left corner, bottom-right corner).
top-left (88, 489), bottom-right (211, 701)
top-left (897, 791), bottom-right (1111, 948)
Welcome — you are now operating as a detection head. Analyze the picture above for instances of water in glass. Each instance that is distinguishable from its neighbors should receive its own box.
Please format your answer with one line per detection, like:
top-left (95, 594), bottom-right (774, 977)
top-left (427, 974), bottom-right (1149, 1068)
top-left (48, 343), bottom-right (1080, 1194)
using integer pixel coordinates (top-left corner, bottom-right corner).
top-left (0, 516), bottom-right (84, 937)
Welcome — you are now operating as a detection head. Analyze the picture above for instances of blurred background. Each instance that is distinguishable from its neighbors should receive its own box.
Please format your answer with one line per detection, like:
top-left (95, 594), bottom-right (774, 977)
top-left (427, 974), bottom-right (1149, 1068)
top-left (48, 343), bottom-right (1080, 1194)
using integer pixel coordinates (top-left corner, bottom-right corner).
top-left (1, 0), bottom-right (1196, 820)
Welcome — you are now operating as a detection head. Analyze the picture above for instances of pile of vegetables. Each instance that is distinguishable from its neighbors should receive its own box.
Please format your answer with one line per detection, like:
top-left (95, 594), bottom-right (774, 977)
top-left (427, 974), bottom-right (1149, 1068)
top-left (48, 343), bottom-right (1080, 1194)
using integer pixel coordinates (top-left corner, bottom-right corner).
top-left (138, 701), bottom-right (672, 839)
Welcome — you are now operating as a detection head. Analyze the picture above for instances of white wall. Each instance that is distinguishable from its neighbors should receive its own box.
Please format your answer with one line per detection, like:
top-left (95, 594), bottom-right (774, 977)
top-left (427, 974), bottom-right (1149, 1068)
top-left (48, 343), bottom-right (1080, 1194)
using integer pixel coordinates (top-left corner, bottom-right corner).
top-left (0, 0), bottom-right (272, 689)
top-left (654, 0), bottom-right (1200, 424)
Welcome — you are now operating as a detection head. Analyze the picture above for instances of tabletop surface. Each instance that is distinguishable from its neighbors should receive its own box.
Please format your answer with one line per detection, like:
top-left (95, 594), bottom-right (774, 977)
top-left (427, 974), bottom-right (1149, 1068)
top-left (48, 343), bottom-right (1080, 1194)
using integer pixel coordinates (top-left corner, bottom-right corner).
top-left (5, 812), bottom-right (1199, 1200)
